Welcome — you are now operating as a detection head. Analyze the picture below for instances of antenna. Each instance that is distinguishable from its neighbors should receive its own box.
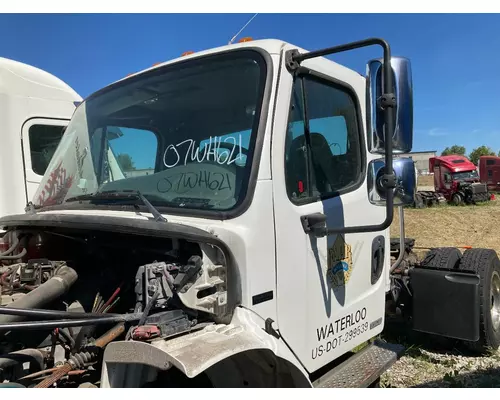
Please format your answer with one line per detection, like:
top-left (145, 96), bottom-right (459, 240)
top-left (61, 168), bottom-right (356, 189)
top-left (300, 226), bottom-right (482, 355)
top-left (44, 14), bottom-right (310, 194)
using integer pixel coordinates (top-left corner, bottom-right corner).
top-left (228, 13), bottom-right (258, 45)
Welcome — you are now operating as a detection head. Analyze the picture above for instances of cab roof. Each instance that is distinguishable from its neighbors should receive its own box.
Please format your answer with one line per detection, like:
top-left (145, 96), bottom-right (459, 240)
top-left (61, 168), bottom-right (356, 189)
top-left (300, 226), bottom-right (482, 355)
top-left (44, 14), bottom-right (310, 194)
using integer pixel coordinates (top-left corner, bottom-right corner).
top-left (429, 155), bottom-right (477, 172)
top-left (89, 38), bottom-right (363, 102)
top-left (0, 57), bottom-right (81, 102)
top-left (111, 39), bottom-right (288, 85)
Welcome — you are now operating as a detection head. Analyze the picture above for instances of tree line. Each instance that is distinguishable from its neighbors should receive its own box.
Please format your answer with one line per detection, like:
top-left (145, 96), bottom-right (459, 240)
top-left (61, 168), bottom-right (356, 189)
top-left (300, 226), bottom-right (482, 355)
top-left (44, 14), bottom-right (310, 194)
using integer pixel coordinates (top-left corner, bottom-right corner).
top-left (441, 145), bottom-right (500, 165)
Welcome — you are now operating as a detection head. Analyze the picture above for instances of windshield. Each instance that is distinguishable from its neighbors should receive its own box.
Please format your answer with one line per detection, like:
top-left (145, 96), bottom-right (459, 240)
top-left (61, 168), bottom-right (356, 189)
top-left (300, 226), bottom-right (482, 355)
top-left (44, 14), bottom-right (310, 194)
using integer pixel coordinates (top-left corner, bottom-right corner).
top-left (452, 169), bottom-right (479, 181)
top-left (33, 50), bottom-right (267, 213)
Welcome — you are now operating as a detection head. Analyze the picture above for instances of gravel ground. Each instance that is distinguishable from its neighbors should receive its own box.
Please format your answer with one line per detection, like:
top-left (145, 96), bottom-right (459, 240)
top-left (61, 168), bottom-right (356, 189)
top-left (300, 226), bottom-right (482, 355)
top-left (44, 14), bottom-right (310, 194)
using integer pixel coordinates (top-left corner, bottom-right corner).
top-left (381, 345), bottom-right (500, 388)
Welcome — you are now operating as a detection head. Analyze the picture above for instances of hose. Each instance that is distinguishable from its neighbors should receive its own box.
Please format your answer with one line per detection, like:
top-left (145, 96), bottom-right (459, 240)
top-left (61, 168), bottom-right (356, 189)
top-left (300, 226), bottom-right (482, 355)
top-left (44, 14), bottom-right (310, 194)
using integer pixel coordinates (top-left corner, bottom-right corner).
top-left (0, 348), bottom-right (44, 371)
top-left (0, 235), bottom-right (27, 261)
top-left (138, 290), bottom-right (159, 326)
top-left (35, 323), bottom-right (126, 388)
top-left (0, 313), bottom-right (142, 332)
top-left (0, 306), bottom-right (122, 320)
top-left (0, 265), bottom-right (78, 324)
top-left (57, 328), bottom-right (76, 348)
top-left (0, 248), bottom-right (27, 261)
top-left (0, 235), bottom-right (20, 257)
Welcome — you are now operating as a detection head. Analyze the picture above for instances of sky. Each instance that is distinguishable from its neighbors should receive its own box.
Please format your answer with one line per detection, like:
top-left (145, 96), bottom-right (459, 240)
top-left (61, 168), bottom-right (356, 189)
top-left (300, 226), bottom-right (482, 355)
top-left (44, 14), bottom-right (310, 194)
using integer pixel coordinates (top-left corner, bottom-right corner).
top-left (1, 13), bottom-right (500, 159)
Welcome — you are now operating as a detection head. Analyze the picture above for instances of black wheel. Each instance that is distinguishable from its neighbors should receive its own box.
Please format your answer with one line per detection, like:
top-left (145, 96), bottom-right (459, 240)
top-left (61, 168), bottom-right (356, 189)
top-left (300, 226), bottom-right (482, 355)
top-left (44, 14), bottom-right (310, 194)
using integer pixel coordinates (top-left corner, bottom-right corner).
top-left (414, 193), bottom-right (425, 209)
top-left (458, 248), bottom-right (500, 353)
top-left (420, 247), bottom-right (462, 270)
top-left (452, 193), bottom-right (463, 206)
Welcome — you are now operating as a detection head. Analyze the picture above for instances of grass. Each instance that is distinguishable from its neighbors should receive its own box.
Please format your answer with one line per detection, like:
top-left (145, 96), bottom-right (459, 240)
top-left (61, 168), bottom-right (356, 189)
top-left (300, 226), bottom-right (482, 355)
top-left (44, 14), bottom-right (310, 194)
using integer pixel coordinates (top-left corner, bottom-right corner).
top-left (381, 195), bottom-right (500, 387)
top-left (391, 197), bottom-right (500, 254)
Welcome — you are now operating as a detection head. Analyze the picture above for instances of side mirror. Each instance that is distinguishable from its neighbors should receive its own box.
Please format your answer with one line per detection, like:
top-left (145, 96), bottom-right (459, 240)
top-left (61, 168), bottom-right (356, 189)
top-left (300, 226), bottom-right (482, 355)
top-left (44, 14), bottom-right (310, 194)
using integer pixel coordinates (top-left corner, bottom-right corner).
top-left (366, 56), bottom-right (413, 154)
top-left (368, 157), bottom-right (416, 206)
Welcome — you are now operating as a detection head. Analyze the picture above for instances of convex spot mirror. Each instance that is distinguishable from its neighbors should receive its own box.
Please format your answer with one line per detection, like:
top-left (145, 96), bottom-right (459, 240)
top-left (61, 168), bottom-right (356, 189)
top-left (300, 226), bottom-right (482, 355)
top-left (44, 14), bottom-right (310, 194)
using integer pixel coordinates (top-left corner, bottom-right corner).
top-left (367, 56), bottom-right (413, 154)
top-left (368, 157), bottom-right (416, 206)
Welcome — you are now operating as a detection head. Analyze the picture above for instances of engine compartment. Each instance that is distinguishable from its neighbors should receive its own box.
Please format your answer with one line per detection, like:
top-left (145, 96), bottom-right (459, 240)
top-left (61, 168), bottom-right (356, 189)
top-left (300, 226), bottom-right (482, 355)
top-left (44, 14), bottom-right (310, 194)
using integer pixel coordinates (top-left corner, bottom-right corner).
top-left (0, 225), bottom-right (230, 388)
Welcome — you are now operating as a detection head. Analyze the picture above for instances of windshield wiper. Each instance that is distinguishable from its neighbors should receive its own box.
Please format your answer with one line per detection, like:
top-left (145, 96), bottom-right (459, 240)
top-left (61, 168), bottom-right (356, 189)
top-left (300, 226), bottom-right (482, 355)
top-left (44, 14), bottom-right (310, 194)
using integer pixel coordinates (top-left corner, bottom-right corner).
top-left (65, 190), bottom-right (167, 222)
top-left (136, 190), bottom-right (167, 222)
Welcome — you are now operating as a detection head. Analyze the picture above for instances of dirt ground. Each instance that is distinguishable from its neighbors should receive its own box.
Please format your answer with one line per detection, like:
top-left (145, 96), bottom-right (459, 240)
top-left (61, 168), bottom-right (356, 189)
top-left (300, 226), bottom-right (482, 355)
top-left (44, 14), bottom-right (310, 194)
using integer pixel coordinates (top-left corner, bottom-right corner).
top-left (380, 192), bottom-right (500, 387)
top-left (391, 198), bottom-right (500, 254)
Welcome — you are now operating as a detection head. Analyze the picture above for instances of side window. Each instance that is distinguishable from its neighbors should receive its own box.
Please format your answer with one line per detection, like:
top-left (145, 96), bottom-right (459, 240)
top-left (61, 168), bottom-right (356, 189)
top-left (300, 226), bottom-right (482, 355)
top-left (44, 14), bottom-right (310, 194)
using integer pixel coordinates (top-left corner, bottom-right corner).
top-left (28, 125), bottom-right (66, 176)
top-left (284, 75), bottom-right (363, 202)
top-left (488, 170), bottom-right (493, 178)
top-left (487, 159), bottom-right (496, 166)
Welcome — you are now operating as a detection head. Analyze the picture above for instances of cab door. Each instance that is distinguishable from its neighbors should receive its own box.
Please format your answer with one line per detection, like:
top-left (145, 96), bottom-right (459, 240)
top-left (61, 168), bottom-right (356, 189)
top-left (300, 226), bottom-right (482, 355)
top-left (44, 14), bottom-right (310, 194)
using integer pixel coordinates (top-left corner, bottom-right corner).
top-left (271, 46), bottom-right (389, 373)
top-left (21, 118), bottom-right (69, 202)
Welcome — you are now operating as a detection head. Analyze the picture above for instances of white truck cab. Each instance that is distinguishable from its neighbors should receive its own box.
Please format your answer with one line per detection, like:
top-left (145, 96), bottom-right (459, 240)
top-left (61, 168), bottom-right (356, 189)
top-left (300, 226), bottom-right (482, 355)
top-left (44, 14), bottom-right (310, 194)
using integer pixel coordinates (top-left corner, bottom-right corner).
top-left (0, 57), bottom-right (82, 219)
top-left (6, 37), bottom-right (493, 389)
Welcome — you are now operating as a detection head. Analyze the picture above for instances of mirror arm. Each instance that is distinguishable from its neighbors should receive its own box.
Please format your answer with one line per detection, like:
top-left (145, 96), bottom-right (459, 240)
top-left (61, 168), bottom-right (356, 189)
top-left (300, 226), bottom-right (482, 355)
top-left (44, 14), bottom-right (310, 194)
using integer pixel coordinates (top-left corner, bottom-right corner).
top-left (287, 38), bottom-right (397, 236)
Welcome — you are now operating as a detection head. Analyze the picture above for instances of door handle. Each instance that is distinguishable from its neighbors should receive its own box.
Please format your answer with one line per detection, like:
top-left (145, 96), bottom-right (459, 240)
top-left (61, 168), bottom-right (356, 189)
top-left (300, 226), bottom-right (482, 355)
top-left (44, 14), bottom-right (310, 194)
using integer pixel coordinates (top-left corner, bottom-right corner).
top-left (300, 213), bottom-right (327, 237)
top-left (371, 235), bottom-right (385, 285)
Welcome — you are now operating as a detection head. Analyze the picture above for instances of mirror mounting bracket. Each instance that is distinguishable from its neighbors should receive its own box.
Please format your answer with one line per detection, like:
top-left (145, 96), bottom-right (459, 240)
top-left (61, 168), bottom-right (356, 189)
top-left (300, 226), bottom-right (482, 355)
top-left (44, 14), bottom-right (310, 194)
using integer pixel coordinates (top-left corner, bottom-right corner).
top-left (285, 49), bottom-right (301, 73)
top-left (378, 93), bottom-right (396, 110)
top-left (380, 174), bottom-right (397, 189)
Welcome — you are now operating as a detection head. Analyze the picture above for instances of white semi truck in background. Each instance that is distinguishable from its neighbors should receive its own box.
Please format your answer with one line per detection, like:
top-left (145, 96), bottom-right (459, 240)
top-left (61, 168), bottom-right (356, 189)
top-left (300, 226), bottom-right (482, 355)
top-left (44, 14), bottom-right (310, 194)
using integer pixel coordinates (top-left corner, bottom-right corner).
top-left (0, 57), bottom-right (82, 222)
top-left (0, 37), bottom-right (498, 389)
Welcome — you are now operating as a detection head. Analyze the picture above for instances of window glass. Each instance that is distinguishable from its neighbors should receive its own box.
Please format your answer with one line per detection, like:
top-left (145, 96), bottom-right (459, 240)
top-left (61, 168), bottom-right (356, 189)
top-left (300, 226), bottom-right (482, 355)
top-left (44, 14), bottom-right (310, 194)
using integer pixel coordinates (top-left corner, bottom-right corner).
top-left (28, 125), bottom-right (66, 175)
top-left (284, 76), bottom-right (363, 202)
top-left (94, 127), bottom-right (158, 182)
top-left (33, 52), bottom-right (267, 213)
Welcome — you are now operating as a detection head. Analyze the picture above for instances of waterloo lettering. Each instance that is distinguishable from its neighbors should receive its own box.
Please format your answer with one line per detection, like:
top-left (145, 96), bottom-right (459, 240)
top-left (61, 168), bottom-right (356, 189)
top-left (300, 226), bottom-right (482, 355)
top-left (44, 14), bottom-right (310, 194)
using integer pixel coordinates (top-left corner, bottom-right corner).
top-left (163, 135), bottom-right (244, 168)
top-left (312, 308), bottom-right (368, 360)
top-left (157, 170), bottom-right (233, 195)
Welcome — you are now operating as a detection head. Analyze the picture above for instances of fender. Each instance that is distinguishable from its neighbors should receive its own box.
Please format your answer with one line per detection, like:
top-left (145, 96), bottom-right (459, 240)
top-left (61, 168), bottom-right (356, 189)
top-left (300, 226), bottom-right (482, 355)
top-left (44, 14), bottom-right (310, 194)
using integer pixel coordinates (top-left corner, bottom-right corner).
top-left (100, 307), bottom-right (311, 388)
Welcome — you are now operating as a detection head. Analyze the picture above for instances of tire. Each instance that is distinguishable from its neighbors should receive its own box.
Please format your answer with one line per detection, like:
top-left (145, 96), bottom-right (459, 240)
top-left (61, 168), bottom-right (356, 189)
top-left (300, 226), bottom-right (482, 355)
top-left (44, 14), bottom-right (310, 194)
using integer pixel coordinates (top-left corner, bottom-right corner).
top-left (452, 193), bottom-right (463, 206)
top-left (458, 248), bottom-right (500, 353)
top-left (420, 247), bottom-right (462, 270)
top-left (414, 193), bottom-right (425, 209)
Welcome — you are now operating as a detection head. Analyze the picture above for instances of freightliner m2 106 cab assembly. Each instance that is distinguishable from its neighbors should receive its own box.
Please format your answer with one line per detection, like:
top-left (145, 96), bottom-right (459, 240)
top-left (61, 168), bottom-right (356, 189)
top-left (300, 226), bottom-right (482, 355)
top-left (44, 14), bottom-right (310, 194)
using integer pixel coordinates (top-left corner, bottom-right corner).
top-left (0, 37), bottom-right (499, 388)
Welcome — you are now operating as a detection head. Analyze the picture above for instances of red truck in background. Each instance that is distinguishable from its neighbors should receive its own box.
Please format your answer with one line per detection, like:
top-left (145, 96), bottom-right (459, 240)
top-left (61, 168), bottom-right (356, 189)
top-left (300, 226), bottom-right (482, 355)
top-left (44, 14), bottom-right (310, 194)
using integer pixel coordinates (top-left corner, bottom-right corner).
top-left (414, 155), bottom-right (490, 207)
top-left (479, 156), bottom-right (500, 192)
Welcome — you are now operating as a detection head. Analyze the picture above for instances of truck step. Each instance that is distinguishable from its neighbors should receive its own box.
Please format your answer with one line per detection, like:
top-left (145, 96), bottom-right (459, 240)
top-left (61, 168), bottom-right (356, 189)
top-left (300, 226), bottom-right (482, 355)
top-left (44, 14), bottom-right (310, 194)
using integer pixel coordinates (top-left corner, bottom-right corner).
top-left (312, 340), bottom-right (405, 388)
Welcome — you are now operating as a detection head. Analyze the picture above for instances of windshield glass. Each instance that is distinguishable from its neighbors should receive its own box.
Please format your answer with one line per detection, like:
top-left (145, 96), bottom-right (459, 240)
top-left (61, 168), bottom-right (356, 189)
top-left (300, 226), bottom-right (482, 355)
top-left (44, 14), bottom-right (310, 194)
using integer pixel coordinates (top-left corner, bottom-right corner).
top-left (452, 169), bottom-right (479, 181)
top-left (33, 50), bottom-right (267, 212)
